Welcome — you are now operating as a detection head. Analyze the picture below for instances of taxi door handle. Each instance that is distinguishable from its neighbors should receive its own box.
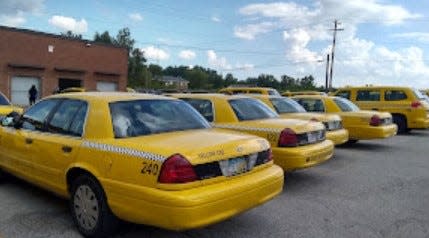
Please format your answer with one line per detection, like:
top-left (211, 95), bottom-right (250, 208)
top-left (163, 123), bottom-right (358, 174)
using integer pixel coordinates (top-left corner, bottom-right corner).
top-left (62, 146), bottom-right (72, 153)
top-left (25, 138), bottom-right (33, 144)
top-left (371, 108), bottom-right (378, 111)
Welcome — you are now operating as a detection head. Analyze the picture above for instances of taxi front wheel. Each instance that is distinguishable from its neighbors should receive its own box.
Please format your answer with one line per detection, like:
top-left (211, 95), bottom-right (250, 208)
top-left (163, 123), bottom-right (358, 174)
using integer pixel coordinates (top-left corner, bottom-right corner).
top-left (70, 174), bottom-right (119, 238)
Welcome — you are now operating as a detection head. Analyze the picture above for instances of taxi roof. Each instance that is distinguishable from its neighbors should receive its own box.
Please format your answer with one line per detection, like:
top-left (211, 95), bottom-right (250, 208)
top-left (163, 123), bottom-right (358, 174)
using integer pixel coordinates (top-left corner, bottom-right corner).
top-left (291, 94), bottom-right (334, 99)
top-left (168, 93), bottom-right (252, 100)
top-left (48, 92), bottom-right (173, 102)
top-left (220, 87), bottom-right (276, 91)
top-left (339, 85), bottom-right (414, 90)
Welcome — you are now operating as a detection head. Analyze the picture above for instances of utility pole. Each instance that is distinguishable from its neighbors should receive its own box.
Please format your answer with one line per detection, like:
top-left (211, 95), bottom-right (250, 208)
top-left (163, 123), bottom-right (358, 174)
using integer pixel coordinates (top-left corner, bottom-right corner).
top-left (329, 19), bottom-right (344, 91)
top-left (325, 54), bottom-right (330, 93)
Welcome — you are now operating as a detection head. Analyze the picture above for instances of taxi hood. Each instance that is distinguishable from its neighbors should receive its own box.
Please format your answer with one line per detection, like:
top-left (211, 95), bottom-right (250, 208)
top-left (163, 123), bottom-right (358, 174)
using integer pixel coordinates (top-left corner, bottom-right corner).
top-left (101, 128), bottom-right (270, 165)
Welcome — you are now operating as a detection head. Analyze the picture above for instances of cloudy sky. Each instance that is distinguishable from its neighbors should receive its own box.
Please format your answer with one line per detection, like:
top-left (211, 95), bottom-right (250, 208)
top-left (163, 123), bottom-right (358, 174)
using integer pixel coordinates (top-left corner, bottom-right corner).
top-left (1, 0), bottom-right (429, 88)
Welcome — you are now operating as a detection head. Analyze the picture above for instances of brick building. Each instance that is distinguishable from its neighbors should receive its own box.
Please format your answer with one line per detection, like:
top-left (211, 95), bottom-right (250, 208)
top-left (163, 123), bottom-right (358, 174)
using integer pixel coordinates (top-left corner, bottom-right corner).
top-left (0, 26), bottom-right (128, 106)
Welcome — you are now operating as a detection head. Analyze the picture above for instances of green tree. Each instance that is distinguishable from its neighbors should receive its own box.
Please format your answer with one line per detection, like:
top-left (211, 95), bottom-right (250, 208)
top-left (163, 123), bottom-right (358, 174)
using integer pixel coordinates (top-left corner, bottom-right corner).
top-left (61, 30), bottom-right (82, 39)
top-left (224, 73), bottom-right (238, 87)
top-left (185, 67), bottom-right (209, 89)
top-left (115, 27), bottom-right (135, 54)
top-left (93, 31), bottom-right (114, 44)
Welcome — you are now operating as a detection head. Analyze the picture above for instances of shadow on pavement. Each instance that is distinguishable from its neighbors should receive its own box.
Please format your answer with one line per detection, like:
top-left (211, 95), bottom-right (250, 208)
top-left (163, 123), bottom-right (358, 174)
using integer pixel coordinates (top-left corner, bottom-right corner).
top-left (396, 130), bottom-right (429, 137)
top-left (336, 141), bottom-right (391, 151)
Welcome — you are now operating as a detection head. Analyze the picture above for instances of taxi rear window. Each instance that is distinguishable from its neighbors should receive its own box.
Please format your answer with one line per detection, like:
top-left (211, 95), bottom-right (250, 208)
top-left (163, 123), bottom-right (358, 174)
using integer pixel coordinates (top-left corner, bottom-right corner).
top-left (109, 99), bottom-right (210, 138)
top-left (270, 97), bottom-right (306, 113)
top-left (229, 98), bottom-right (278, 121)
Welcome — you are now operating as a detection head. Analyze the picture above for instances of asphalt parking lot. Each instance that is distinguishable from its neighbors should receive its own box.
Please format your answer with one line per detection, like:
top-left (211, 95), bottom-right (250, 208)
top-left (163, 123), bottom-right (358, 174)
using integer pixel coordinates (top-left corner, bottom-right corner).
top-left (0, 131), bottom-right (428, 238)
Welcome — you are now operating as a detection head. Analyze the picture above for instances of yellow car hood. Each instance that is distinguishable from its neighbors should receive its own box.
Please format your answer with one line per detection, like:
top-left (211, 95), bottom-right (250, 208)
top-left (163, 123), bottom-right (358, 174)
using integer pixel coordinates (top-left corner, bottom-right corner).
top-left (279, 112), bottom-right (341, 123)
top-left (0, 105), bottom-right (23, 116)
top-left (102, 128), bottom-right (269, 165)
top-left (232, 118), bottom-right (325, 134)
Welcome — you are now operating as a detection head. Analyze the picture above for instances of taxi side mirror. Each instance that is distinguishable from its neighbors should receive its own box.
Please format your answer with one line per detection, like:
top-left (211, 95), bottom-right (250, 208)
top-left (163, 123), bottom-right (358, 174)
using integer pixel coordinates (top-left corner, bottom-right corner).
top-left (1, 111), bottom-right (23, 129)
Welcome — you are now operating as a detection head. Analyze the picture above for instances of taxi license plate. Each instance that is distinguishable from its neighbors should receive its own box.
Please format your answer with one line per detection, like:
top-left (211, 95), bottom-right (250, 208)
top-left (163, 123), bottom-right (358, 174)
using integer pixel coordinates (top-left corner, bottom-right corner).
top-left (219, 158), bottom-right (248, 177)
top-left (307, 132), bottom-right (318, 143)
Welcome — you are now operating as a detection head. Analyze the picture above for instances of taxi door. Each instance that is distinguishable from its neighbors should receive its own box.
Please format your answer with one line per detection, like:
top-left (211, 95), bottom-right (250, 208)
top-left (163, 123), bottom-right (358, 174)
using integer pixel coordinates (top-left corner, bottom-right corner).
top-left (1, 99), bottom-right (61, 180)
top-left (0, 126), bottom-right (31, 176)
top-left (29, 99), bottom-right (87, 193)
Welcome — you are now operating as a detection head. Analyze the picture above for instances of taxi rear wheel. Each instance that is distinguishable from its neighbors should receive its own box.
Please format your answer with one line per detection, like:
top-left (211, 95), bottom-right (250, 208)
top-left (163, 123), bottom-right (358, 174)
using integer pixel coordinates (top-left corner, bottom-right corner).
top-left (70, 175), bottom-right (118, 238)
top-left (393, 115), bottom-right (407, 134)
top-left (0, 169), bottom-right (5, 180)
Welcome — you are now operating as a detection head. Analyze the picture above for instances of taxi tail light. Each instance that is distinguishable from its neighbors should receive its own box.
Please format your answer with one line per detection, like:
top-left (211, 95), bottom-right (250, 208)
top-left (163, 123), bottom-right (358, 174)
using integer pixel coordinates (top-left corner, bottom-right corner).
top-left (278, 128), bottom-right (299, 147)
top-left (158, 154), bottom-right (198, 184)
top-left (370, 115), bottom-right (381, 126)
top-left (411, 101), bottom-right (422, 108)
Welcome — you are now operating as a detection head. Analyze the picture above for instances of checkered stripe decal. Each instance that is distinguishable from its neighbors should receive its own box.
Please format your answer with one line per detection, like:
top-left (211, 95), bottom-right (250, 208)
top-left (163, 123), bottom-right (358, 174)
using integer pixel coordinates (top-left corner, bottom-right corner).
top-left (82, 141), bottom-right (166, 162)
top-left (214, 124), bottom-right (281, 133)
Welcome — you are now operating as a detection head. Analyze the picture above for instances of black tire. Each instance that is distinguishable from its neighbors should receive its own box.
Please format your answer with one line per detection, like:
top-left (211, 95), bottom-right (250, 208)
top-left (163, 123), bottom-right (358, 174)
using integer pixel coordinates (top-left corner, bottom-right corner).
top-left (393, 115), bottom-right (407, 134)
top-left (345, 139), bottom-right (359, 145)
top-left (0, 169), bottom-right (6, 180)
top-left (70, 174), bottom-right (118, 238)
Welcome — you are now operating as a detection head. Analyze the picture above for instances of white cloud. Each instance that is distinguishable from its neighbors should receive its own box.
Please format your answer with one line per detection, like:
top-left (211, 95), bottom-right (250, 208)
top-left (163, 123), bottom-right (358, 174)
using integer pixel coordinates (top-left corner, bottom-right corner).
top-left (235, 0), bottom-right (420, 40)
top-left (129, 13), bottom-right (143, 22)
top-left (142, 46), bottom-right (170, 61)
top-left (0, 0), bottom-right (44, 27)
top-left (0, 14), bottom-right (25, 26)
top-left (391, 32), bottom-right (429, 43)
top-left (234, 1), bottom-right (429, 88)
top-left (283, 28), bottom-right (320, 62)
top-left (179, 50), bottom-right (196, 60)
top-left (211, 16), bottom-right (221, 22)
top-left (207, 50), bottom-right (232, 70)
top-left (234, 22), bottom-right (276, 40)
top-left (48, 15), bottom-right (88, 33)
top-left (235, 63), bottom-right (255, 71)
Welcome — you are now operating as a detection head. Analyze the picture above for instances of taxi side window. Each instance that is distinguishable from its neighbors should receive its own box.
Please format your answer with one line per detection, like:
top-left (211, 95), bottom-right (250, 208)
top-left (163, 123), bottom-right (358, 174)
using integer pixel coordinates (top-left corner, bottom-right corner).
top-left (22, 99), bottom-right (61, 131)
top-left (385, 90), bottom-right (407, 101)
top-left (336, 90), bottom-right (351, 99)
top-left (180, 98), bottom-right (214, 122)
top-left (47, 100), bottom-right (87, 137)
top-left (356, 90), bottom-right (380, 101)
top-left (294, 99), bottom-right (325, 112)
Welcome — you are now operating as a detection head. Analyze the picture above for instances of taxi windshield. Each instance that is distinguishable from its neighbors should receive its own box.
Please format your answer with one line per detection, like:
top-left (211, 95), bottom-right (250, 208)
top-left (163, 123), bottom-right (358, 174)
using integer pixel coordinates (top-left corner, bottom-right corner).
top-left (270, 97), bottom-right (306, 113)
top-left (109, 99), bottom-right (210, 138)
top-left (229, 98), bottom-right (278, 121)
top-left (333, 97), bottom-right (360, 112)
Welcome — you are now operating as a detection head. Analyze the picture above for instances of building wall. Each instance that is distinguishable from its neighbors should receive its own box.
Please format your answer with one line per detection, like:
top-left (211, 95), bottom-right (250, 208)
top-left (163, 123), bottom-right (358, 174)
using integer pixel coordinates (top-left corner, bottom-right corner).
top-left (0, 26), bottom-right (128, 104)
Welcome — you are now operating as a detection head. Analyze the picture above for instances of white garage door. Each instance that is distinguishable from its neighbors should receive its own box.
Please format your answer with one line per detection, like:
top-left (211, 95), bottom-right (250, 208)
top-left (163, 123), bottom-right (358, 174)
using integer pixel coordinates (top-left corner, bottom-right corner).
top-left (96, 81), bottom-right (118, 92)
top-left (11, 76), bottom-right (41, 106)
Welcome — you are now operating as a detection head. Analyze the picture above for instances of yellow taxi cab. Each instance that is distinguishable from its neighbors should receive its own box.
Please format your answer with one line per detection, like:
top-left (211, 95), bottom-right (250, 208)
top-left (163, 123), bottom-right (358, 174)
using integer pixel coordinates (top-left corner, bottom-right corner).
top-left (60, 87), bottom-right (86, 93)
top-left (126, 87), bottom-right (136, 92)
top-left (0, 92), bottom-right (283, 237)
top-left (282, 91), bottom-right (326, 97)
top-left (170, 94), bottom-right (334, 171)
top-left (292, 95), bottom-right (397, 143)
top-left (248, 94), bottom-right (349, 145)
top-left (0, 92), bottom-right (23, 117)
top-left (219, 87), bottom-right (281, 96)
top-left (332, 86), bottom-right (429, 133)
